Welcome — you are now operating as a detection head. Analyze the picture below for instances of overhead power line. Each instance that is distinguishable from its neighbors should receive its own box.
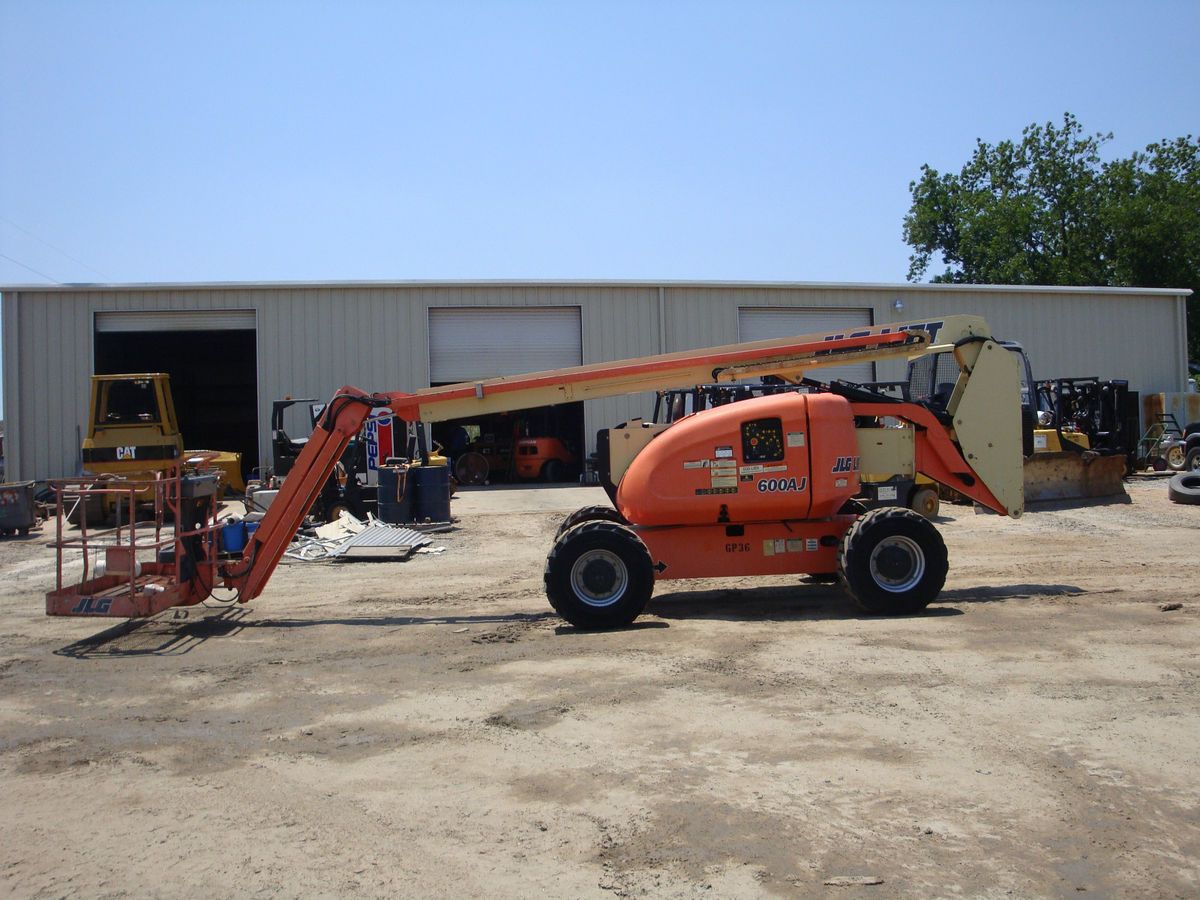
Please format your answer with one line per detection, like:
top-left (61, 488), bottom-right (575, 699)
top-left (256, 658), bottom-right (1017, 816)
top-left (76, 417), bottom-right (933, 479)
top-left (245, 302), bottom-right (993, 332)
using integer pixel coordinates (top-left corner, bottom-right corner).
top-left (0, 217), bottom-right (109, 281)
top-left (0, 252), bottom-right (60, 283)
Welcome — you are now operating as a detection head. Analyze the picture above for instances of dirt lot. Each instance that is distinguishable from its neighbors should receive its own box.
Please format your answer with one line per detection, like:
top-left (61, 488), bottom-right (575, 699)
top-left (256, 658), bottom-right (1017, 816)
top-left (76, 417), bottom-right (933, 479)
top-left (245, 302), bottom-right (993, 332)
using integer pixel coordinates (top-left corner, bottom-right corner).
top-left (1, 478), bottom-right (1197, 897)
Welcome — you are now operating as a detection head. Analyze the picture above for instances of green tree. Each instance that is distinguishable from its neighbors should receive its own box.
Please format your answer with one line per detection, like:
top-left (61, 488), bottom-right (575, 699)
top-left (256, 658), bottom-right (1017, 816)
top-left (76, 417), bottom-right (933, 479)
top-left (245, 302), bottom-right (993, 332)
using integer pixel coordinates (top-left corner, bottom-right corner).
top-left (903, 114), bottom-right (1200, 361)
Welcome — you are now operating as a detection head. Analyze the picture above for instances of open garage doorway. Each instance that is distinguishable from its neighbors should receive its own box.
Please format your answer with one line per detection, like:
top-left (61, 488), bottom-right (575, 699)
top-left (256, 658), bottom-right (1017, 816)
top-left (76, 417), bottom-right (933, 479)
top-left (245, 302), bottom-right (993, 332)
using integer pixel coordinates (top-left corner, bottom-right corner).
top-left (431, 402), bottom-right (585, 485)
top-left (93, 313), bottom-right (259, 477)
top-left (428, 307), bottom-right (585, 485)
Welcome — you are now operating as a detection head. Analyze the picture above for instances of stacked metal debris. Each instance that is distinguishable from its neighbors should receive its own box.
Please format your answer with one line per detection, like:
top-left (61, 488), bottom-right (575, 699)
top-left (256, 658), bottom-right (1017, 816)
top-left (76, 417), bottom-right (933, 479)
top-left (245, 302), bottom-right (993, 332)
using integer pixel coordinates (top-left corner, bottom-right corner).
top-left (284, 511), bottom-right (443, 562)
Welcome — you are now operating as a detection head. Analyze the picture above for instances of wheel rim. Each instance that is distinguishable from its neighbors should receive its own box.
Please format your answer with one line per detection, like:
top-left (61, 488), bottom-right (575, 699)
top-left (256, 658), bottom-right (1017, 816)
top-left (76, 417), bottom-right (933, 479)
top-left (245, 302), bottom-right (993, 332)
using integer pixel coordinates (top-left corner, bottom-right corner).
top-left (569, 549), bottom-right (628, 607)
top-left (1167, 446), bottom-right (1185, 467)
top-left (868, 535), bottom-right (926, 593)
top-left (1190, 454), bottom-right (1200, 472)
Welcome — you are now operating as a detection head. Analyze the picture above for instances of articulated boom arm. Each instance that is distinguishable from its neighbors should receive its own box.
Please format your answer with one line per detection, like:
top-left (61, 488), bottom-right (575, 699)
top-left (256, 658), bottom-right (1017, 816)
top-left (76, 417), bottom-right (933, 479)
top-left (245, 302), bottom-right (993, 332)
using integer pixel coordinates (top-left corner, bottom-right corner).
top-left (389, 316), bottom-right (998, 423)
top-left (226, 315), bottom-right (1011, 601)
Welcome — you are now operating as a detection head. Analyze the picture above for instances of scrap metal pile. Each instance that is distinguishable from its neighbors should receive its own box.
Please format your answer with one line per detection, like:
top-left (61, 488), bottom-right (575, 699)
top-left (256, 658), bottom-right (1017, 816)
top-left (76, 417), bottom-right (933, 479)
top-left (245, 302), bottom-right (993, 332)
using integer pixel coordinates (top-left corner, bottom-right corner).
top-left (284, 511), bottom-right (447, 562)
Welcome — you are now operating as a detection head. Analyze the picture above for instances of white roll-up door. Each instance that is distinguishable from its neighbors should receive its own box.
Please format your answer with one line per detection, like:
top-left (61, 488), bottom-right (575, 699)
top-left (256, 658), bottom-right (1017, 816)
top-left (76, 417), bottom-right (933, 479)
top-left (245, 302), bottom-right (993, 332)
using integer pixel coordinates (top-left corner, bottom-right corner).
top-left (738, 307), bottom-right (875, 384)
top-left (95, 309), bottom-right (256, 332)
top-left (429, 307), bottom-right (583, 383)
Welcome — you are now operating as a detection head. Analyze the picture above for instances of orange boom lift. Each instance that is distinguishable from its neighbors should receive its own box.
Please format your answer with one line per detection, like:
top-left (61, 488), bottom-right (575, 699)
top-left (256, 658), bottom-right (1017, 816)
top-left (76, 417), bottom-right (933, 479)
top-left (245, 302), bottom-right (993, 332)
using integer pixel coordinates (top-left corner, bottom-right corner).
top-left (47, 315), bottom-right (1025, 628)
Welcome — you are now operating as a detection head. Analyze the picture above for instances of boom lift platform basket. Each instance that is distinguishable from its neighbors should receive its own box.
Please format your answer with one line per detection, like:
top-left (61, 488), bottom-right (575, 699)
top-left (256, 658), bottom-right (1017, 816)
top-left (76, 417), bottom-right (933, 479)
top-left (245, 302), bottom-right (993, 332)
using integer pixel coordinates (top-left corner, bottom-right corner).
top-left (46, 464), bottom-right (224, 617)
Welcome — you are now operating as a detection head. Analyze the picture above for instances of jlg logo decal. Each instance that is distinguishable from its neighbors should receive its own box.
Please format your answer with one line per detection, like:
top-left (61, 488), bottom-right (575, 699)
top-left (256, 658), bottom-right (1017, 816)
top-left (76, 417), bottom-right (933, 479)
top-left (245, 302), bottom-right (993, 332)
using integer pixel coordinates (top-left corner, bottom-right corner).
top-left (757, 477), bottom-right (807, 493)
top-left (70, 597), bottom-right (113, 614)
top-left (823, 320), bottom-right (945, 343)
top-left (831, 456), bottom-right (859, 473)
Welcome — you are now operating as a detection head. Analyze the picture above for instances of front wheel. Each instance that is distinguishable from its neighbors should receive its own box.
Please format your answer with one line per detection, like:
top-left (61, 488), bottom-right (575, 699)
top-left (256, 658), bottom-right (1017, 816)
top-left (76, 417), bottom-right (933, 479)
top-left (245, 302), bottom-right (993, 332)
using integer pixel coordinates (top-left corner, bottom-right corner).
top-left (544, 521), bottom-right (654, 629)
top-left (838, 507), bottom-right (948, 615)
top-left (541, 459), bottom-right (564, 483)
top-left (1166, 445), bottom-right (1187, 471)
top-left (1186, 447), bottom-right (1200, 473)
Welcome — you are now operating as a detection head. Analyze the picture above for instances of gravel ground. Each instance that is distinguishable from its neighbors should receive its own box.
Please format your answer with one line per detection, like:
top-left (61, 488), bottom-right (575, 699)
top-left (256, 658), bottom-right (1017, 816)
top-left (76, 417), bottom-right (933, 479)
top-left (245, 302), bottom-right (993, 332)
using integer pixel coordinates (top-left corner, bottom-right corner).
top-left (1, 476), bottom-right (1197, 897)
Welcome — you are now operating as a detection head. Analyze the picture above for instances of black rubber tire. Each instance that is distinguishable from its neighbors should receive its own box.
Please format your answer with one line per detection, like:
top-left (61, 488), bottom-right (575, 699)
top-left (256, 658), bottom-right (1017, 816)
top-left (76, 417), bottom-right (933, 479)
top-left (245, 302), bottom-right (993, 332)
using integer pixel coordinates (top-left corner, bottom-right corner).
top-left (1167, 472), bottom-right (1200, 505)
top-left (1166, 445), bottom-right (1187, 471)
top-left (541, 459), bottom-right (564, 483)
top-left (1186, 447), bottom-right (1200, 473)
top-left (909, 487), bottom-right (940, 519)
top-left (544, 521), bottom-right (654, 630)
top-left (838, 507), bottom-right (948, 615)
top-left (554, 504), bottom-right (629, 540)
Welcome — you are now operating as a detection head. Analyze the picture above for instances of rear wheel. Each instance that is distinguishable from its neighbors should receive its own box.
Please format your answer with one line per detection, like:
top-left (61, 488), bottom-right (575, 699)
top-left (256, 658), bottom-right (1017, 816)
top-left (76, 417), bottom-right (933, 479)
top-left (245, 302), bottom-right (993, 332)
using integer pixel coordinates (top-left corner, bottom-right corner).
top-left (555, 504), bottom-right (629, 539)
top-left (1186, 447), bottom-right (1200, 472)
top-left (838, 507), bottom-right (948, 615)
top-left (544, 521), bottom-right (653, 629)
top-left (1166, 445), bottom-right (1186, 471)
top-left (541, 459), bottom-right (564, 483)
top-left (909, 486), bottom-right (940, 519)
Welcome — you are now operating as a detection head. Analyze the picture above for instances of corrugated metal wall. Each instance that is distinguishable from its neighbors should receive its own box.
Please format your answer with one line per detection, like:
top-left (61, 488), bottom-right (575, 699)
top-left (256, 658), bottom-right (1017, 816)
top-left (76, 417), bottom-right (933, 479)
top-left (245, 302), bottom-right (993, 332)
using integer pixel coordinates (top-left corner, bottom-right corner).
top-left (1, 282), bottom-right (1188, 482)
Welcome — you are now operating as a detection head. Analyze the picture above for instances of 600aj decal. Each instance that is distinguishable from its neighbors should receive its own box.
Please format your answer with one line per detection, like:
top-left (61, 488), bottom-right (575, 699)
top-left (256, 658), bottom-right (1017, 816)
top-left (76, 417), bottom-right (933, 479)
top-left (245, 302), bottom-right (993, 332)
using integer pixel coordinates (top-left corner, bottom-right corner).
top-left (757, 477), bottom-right (808, 493)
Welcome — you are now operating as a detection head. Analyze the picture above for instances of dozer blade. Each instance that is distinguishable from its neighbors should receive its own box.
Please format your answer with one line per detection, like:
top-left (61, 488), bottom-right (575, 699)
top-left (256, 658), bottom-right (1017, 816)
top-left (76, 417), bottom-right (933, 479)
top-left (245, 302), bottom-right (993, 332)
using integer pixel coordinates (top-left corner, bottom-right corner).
top-left (1023, 451), bottom-right (1128, 504)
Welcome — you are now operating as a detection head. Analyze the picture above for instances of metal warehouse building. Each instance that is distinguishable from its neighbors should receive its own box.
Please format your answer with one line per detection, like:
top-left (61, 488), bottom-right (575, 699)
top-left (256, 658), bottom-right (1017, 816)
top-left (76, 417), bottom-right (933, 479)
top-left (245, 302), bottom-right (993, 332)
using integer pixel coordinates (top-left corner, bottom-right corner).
top-left (1, 279), bottom-right (1191, 483)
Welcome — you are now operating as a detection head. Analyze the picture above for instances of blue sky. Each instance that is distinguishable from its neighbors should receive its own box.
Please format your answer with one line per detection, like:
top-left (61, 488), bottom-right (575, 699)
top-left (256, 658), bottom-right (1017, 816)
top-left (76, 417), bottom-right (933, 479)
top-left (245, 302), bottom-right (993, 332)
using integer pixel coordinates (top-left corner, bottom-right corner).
top-left (1, 0), bottom-right (1198, 415)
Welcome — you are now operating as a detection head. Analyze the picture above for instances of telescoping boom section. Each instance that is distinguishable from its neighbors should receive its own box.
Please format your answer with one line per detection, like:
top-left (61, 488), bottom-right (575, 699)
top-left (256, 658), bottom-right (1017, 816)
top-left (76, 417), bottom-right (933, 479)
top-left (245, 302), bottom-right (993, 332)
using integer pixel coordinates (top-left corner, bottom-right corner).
top-left (50, 314), bottom-right (1025, 624)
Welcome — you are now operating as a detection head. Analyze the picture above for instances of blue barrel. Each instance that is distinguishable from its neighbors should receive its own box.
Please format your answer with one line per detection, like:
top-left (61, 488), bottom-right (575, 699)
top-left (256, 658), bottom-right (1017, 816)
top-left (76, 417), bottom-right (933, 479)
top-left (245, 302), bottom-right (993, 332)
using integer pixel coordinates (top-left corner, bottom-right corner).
top-left (221, 519), bottom-right (247, 553)
top-left (412, 463), bottom-right (451, 523)
top-left (377, 464), bottom-right (413, 524)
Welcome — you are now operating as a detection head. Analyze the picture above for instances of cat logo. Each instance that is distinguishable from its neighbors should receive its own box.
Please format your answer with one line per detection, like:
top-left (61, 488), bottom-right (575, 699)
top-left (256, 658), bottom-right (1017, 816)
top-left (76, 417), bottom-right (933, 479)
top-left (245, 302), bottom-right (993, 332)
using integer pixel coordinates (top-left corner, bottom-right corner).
top-left (116, 445), bottom-right (137, 460)
top-left (831, 456), bottom-right (860, 473)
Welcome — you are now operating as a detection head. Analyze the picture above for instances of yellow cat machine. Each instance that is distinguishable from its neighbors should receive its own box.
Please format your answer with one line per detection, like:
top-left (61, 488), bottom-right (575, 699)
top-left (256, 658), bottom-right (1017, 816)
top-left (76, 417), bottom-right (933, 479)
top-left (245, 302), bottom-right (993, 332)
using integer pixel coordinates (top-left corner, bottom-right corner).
top-left (49, 315), bottom-right (1026, 626)
top-left (80, 374), bottom-right (243, 521)
top-left (1022, 375), bottom-right (1136, 502)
